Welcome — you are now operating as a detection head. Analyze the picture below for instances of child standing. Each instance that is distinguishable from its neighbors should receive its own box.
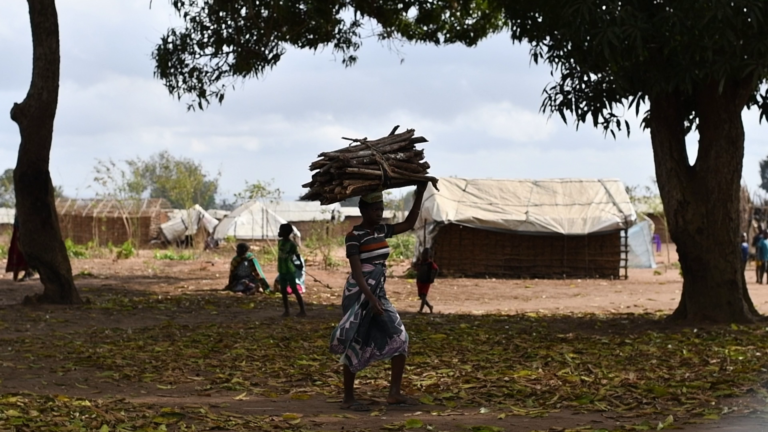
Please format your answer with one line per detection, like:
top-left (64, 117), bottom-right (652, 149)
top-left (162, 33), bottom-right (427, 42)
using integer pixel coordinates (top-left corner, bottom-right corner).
top-left (758, 231), bottom-right (768, 284)
top-left (278, 223), bottom-right (307, 317)
top-left (415, 248), bottom-right (438, 313)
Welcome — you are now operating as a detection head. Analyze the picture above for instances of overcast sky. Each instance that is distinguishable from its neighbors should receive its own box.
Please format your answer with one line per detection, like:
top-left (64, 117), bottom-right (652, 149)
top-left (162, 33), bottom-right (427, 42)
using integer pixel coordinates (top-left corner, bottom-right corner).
top-left (1, 1), bottom-right (766, 203)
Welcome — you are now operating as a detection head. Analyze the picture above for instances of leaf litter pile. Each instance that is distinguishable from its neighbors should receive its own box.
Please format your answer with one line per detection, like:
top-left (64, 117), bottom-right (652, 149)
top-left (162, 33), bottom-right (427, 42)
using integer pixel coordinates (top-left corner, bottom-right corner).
top-left (2, 293), bottom-right (768, 431)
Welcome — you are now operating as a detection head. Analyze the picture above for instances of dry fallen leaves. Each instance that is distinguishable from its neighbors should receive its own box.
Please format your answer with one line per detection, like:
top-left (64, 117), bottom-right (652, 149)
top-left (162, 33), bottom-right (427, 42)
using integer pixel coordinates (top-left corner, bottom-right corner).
top-left (1, 291), bottom-right (767, 431)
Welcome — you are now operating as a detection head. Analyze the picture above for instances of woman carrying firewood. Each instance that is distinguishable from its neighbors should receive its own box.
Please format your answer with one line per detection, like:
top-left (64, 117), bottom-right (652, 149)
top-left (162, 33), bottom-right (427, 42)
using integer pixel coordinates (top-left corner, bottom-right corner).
top-left (329, 182), bottom-right (428, 411)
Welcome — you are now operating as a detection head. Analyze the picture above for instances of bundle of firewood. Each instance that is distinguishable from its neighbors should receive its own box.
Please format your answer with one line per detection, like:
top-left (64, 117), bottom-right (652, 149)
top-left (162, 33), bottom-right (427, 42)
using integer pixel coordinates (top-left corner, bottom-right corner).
top-left (300, 126), bottom-right (438, 204)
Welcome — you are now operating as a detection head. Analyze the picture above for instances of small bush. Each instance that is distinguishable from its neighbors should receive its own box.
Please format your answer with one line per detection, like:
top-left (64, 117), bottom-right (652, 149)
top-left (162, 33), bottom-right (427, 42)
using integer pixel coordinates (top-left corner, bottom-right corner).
top-left (65, 239), bottom-right (90, 259)
top-left (404, 267), bottom-right (417, 279)
top-left (153, 250), bottom-right (195, 261)
top-left (116, 240), bottom-right (136, 260)
top-left (0, 244), bottom-right (7, 260)
top-left (255, 245), bottom-right (277, 265)
top-left (323, 254), bottom-right (342, 270)
top-left (303, 221), bottom-right (343, 270)
top-left (389, 233), bottom-right (416, 260)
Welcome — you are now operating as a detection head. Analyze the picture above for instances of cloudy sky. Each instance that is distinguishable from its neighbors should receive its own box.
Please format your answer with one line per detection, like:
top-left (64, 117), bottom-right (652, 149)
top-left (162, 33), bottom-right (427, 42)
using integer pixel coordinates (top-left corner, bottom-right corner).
top-left (1, 1), bottom-right (766, 203)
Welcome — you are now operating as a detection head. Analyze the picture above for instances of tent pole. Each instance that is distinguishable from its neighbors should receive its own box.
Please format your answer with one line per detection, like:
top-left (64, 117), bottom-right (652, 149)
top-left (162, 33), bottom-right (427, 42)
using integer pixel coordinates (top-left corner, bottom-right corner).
top-left (585, 233), bottom-right (589, 278)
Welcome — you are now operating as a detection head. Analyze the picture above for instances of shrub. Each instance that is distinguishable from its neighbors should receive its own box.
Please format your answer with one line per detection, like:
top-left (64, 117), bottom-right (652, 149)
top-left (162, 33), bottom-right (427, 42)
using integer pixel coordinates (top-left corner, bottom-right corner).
top-left (116, 240), bottom-right (136, 260)
top-left (255, 245), bottom-right (277, 265)
top-left (154, 250), bottom-right (195, 261)
top-left (0, 244), bottom-right (7, 260)
top-left (65, 239), bottom-right (90, 259)
top-left (389, 232), bottom-right (416, 261)
top-left (303, 221), bottom-right (343, 270)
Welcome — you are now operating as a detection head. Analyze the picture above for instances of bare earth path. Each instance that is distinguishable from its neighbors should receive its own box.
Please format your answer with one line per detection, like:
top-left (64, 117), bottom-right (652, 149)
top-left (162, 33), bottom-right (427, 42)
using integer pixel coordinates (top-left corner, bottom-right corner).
top-left (1, 248), bottom-right (768, 431)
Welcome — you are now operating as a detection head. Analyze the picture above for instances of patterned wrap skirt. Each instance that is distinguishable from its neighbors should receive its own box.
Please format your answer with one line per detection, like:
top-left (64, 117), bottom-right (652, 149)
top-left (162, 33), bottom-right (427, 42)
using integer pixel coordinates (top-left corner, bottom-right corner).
top-left (329, 263), bottom-right (408, 373)
top-left (5, 225), bottom-right (27, 274)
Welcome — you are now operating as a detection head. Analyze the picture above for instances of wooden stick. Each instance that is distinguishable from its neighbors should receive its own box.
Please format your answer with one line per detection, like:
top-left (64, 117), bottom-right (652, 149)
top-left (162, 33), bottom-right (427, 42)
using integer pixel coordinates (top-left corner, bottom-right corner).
top-left (320, 129), bottom-right (415, 157)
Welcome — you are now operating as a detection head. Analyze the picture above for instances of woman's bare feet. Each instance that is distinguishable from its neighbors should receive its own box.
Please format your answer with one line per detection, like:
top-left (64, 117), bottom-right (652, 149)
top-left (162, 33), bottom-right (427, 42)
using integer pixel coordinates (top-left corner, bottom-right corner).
top-left (386, 394), bottom-right (419, 406)
top-left (341, 399), bottom-right (371, 411)
top-left (296, 310), bottom-right (307, 317)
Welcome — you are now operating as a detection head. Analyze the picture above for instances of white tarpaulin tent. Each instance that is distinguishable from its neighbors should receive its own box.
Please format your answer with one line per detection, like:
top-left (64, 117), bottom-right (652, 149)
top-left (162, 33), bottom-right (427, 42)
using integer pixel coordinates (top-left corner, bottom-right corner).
top-left (213, 200), bottom-right (300, 241)
top-left (415, 177), bottom-right (636, 250)
top-left (626, 219), bottom-right (657, 269)
top-left (0, 208), bottom-right (15, 225)
top-left (265, 201), bottom-right (342, 222)
top-left (161, 205), bottom-right (219, 243)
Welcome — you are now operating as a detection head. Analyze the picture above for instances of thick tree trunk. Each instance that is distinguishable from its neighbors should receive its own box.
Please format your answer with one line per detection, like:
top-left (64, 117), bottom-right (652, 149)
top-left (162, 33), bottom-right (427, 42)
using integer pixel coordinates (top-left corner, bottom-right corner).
top-left (10, 0), bottom-right (81, 305)
top-left (649, 81), bottom-right (757, 323)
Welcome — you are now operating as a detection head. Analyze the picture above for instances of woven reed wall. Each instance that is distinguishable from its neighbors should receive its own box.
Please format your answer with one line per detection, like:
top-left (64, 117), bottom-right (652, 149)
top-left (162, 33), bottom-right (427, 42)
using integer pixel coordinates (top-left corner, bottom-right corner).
top-left (58, 214), bottom-right (168, 247)
top-left (55, 198), bottom-right (171, 247)
top-left (432, 224), bottom-right (621, 279)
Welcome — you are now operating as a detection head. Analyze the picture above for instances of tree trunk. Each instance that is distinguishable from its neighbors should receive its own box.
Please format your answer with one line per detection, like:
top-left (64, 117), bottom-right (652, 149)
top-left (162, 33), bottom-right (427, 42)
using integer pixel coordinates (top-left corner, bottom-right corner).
top-left (10, 0), bottom-right (81, 305)
top-left (649, 80), bottom-right (757, 323)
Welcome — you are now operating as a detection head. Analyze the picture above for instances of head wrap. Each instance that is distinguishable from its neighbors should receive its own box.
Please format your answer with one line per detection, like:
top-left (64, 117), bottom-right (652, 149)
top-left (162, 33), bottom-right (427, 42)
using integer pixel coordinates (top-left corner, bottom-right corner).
top-left (360, 191), bottom-right (383, 204)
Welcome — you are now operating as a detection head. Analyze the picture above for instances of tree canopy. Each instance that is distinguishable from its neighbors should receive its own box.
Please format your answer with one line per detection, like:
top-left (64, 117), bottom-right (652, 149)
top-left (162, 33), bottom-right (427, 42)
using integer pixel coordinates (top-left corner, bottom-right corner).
top-left (152, 0), bottom-right (503, 110)
top-left (0, 168), bottom-right (64, 208)
top-left (93, 151), bottom-right (220, 209)
top-left (154, 0), bottom-right (768, 126)
top-left (153, 0), bottom-right (768, 322)
top-left (0, 169), bottom-right (14, 208)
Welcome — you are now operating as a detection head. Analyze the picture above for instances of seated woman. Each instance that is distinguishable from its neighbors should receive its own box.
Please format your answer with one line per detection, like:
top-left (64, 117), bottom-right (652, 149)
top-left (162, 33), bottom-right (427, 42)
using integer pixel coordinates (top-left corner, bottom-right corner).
top-left (225, 243), bottom-right (267, 294)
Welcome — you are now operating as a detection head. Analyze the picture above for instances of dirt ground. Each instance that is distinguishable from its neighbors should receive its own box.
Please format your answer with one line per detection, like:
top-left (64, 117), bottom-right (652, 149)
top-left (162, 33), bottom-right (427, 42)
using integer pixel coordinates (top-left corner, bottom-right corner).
top-left (2, 245), bottom-right (768, 431)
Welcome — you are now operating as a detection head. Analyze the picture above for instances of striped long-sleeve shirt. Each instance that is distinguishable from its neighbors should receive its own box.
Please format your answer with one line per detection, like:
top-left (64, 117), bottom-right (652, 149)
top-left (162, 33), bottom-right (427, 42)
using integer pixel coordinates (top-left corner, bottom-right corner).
top-left (345, 224), bottom-right (394, 265)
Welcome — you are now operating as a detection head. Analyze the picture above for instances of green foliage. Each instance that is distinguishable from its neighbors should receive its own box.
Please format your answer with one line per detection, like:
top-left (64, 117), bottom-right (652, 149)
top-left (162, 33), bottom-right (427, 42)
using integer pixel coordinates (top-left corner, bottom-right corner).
top-left (0, 244), bottom-right (7, 260)
top-left (404, 266), bottom-right (417, 279)
top-left (498, 0), bottom-right (768, 138)
top-left (154, 0), bottom-right (768, 126)
top-left (131, 151), bottom-right (220, 209)
top-left (153, 0), bottom-right (502, 110)
top-left (117, 241), bottom-right (136, 260)
top-left (389, 232), bottom-right (416, 261)
top-left (761, 155), bottom-right (768, 195)
top-left (64, 239), bottom-right (91, 259)
top-left (94, 152), bottom-right (220, 210)
top-left (303, 221), bottom-right (342, 270)
top-left (153, 250), bottom-right (195, 261)
top-left (93, 159), bottom-right (146, 202)
top-left (0, 168), bottom-right (14, 207)
top-left (234, 179), bottom-right (283, 205)
top-left (92, 159), bottom-right (147, 244)
top-left (255, 244), bottom-right (277, 265)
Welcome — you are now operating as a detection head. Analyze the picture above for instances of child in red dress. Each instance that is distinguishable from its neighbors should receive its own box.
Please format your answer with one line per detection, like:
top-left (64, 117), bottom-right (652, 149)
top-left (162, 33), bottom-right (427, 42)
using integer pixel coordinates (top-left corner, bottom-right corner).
top-left (415, 248), bottom-right (438, 313)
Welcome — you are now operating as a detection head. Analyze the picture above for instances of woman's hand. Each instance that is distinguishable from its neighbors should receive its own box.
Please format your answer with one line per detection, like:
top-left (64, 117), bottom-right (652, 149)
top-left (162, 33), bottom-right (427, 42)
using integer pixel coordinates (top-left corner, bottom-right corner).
top-left (368, 296), bottom-right (385, 316)
top-left (393, 181), bottom-right (429, 235)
